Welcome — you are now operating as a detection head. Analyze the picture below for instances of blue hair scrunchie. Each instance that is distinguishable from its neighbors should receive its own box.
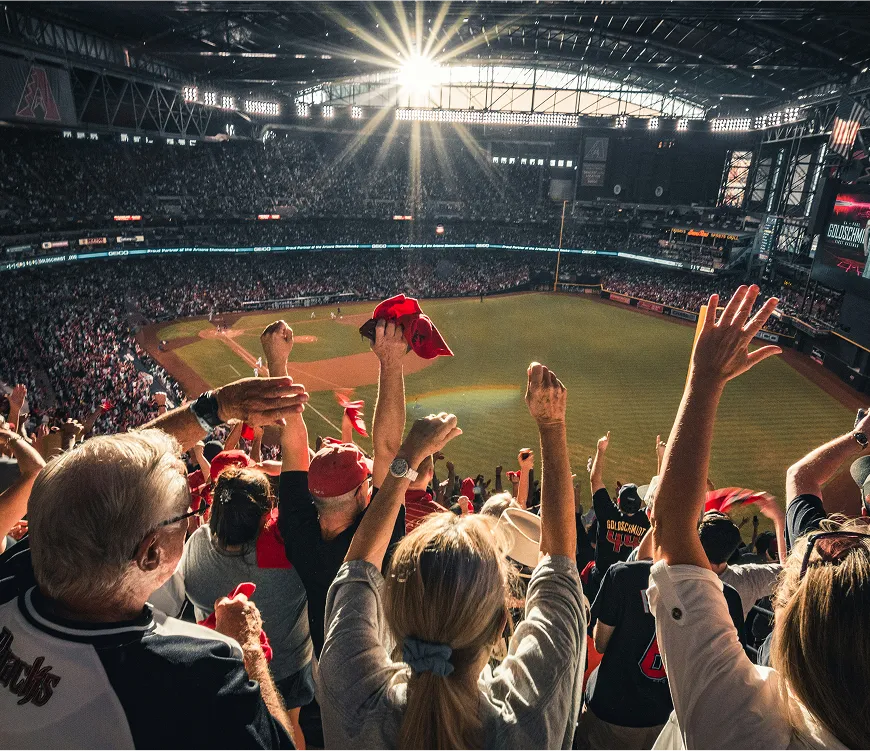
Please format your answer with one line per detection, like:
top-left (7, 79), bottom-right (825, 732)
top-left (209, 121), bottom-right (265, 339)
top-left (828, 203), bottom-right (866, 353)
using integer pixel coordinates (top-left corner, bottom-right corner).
top-left (402, 637), bottom-right (454, 677)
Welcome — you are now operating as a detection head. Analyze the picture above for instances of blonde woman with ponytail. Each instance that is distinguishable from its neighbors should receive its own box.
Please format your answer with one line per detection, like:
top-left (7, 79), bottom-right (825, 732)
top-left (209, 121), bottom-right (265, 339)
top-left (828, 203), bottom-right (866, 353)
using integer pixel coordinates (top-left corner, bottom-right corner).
top-left (317, 363), bottom-right (586, 749)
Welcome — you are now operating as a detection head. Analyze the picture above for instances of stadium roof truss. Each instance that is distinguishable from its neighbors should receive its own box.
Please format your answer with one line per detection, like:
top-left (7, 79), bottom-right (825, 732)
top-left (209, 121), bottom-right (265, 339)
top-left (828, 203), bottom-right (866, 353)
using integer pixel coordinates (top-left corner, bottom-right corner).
top-left (294, 63), bottom-right (708, 118)
top-left (4, 1), bottom-right (870, 136)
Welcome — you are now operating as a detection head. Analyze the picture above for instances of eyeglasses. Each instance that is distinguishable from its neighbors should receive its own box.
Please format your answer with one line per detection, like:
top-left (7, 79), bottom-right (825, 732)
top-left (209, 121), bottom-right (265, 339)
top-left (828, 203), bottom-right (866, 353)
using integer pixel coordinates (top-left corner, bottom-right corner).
top-left (799, 531), bottom-right (870, 580)
top-left (156, 504), bottom-right (208, 530)
top-left (130, 500), bottom-right (207, 559)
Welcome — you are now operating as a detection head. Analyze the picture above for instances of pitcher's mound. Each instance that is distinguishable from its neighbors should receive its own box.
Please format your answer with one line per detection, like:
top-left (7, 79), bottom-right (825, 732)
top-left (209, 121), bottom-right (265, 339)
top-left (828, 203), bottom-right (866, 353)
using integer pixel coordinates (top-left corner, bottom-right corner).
top-left (294, 335), bottom-right (318, 343)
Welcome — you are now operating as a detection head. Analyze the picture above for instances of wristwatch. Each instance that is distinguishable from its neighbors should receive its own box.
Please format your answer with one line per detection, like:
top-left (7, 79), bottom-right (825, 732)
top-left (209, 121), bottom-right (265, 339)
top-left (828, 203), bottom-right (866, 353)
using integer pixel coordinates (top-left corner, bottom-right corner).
top-left (855, 431), bottom-right (869, 450)
top-left (190, 391), bottom-right (222, 430)
top-left (389, 456), bottom-right (419, 482)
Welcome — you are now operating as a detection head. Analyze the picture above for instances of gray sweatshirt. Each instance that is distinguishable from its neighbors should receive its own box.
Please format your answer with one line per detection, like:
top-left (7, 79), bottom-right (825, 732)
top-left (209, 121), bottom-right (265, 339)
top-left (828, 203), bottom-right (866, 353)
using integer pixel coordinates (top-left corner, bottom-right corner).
top-left (316, 554), bottom-right (586, 749)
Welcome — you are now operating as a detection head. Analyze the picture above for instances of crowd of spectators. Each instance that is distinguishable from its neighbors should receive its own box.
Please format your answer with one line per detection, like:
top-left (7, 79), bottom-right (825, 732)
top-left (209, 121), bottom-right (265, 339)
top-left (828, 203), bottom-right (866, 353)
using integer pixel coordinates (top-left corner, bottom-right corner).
top-left (0, 247), bottom-right (841, 437)
top-left (1, 285), bottom-right (868, 749)
top-left (0, 131), bottom-right (559, 234)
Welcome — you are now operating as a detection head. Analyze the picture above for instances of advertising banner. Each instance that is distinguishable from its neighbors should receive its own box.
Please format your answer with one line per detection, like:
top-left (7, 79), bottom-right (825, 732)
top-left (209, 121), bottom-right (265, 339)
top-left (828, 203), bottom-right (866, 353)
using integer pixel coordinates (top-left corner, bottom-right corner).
top-left (754, 330), bottom-right (780, 343)
top-left (637, 300), bottom-right (664, 313)
top-left (668, 308), bottom-right (699, 322)
top-left (41, 240), bottom-right (69, 250)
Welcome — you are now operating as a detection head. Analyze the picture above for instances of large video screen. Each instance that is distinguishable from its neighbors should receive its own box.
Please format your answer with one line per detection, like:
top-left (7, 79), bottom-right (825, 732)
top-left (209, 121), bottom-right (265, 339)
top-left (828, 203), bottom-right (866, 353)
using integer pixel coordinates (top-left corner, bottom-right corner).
top-left (813, 189), bottom-right (870, 298)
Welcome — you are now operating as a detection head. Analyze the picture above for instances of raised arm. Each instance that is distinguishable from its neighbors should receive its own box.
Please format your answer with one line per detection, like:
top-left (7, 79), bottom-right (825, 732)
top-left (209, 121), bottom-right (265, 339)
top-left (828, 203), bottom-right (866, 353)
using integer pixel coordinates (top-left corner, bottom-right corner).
top-left (78, 403), bottom-right (107, 439)
top-left (590, 431), bottom-right (610, 494)
top-left (652, 286), bottom-right (780, 567)
top-left (525, 362), bottom-right (575, 559)
top-left (754, 496), bottom-right (787, 565)
top-left (259, 320), bottom-right (311, 474)
top-left (517, 448), bottom-right (534, 509)
top-left (191, 441), bottom-right (212, 478)
top-left (6, 385), bottom-right (26, 437)
top-left (341, 411), bottom-right (354, 445)
top-left (139, 377), bottom-right (307, 451)
top-left (222, 420), bottom-right (245, 453)
top-left (347, 414), bottom-right (462, 568)
top-left (656, 433), bottom-right (667, 475)
top-left (371, 320), bottom-right (408, 488)
top-left (250, 425), bottom-right (263, 464)
top-left (785, 409), bottom-right (870, 502)
top-left (0, 425), bottom-right (46, 540)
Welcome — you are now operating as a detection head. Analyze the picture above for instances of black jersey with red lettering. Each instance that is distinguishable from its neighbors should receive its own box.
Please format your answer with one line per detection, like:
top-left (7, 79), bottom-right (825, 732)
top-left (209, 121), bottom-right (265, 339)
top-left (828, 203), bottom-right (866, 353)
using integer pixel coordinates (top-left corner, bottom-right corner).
top-left (589, 559), bottom-right (744, 728)
top-left (592, 488), bottom-right (651, 574)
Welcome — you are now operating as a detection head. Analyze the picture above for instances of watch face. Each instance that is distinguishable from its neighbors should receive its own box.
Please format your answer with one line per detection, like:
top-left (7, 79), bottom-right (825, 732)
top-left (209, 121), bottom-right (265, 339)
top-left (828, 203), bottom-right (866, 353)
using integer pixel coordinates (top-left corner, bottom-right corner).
top-left (391, 457), bottom-right (410, 477)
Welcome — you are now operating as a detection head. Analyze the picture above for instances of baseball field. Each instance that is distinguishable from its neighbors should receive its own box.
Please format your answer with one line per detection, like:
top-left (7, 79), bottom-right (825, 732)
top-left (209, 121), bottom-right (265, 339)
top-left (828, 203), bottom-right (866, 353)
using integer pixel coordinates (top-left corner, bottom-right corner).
top-left (142, 291), bottom-right (864, 519)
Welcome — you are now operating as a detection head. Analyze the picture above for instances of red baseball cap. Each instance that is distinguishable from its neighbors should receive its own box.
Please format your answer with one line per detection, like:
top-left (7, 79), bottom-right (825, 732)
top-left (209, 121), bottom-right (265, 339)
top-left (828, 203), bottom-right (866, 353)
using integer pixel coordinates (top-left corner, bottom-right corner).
top-left (308, 443), bottom-right (372, 498)
top-left (209, 449), bottom-right (256, 481)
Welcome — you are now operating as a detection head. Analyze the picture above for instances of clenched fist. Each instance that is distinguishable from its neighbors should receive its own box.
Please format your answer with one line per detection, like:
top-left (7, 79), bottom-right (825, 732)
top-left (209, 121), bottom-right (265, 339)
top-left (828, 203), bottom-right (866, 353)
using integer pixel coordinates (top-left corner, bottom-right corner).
top-left (525, 362), bottom-right (567, 426)
top-left (371, 319), bottom-right (407, 366)
top-left (400, 413), bottom-right (463, 465)
top-left (214, 592), bottom-right (263, 651)
top-left (260, 320), bottom-right (294, 367)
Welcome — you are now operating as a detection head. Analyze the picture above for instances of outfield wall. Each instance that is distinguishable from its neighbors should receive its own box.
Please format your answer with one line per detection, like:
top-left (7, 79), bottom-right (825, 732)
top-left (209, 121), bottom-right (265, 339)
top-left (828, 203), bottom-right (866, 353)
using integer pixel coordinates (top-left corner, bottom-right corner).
top-left (554, 281), bottom-right (796, 348)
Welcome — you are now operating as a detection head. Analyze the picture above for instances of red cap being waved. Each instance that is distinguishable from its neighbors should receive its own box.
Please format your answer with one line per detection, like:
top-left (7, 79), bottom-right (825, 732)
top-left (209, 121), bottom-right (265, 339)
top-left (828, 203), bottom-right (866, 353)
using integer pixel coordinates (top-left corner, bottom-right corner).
top-left (308, 442), bottom-right (373, 498)
top-left (362, 294), bottom-right (453, 359)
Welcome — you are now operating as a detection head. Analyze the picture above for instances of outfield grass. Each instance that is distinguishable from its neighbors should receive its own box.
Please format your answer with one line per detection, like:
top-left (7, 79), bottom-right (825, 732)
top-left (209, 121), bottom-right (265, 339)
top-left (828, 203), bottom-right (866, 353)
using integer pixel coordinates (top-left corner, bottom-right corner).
top-left (160, 293), bottom-right (854, 516)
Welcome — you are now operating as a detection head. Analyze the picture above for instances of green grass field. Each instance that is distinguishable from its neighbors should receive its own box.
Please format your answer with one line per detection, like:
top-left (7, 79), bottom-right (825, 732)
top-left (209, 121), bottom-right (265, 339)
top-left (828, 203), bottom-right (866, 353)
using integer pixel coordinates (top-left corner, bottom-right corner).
top-left (158, 293), bottom-right (854, 516)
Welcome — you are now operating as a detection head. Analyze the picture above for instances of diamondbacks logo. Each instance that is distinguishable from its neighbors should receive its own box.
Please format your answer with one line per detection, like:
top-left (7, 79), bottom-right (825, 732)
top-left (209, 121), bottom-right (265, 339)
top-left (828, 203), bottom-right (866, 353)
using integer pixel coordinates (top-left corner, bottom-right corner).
top-left (16, 66), bottom-right (61, 122)
top-left (0, 627), bottom-right (61, 706)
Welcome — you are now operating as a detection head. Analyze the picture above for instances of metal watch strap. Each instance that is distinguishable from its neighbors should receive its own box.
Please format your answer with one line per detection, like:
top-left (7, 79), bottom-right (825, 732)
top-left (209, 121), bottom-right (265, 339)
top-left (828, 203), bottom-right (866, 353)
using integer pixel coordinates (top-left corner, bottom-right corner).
top-left (390, 457), bottom-right (418, 481)
top-left (190, 391), bottom-right (222, 430)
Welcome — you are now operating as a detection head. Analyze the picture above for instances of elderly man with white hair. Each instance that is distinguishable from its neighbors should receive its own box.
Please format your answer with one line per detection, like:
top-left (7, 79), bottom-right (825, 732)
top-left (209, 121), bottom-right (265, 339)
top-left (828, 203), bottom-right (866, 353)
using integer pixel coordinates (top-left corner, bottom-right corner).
top-left (0, 376), bottom-right (308, 749)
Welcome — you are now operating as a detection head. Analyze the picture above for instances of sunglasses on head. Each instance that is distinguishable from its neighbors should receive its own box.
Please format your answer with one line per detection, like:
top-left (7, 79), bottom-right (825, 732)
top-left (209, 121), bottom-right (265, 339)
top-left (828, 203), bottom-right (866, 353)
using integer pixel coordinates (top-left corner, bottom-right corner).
top-left (799, 530), bottom-right (870, 580)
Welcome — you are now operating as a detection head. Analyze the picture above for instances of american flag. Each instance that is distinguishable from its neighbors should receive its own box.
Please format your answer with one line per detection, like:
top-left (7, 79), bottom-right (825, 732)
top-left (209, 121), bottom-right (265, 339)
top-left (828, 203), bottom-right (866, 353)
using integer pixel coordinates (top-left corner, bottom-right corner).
top-left (829, 98), bottom-right (868, 159)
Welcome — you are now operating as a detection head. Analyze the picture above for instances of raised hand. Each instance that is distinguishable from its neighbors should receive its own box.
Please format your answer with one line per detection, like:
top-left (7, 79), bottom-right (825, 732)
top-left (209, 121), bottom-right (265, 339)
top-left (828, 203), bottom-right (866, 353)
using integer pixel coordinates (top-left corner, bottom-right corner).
top-left (216, 376), bottom-right (308, 426)
top-left (597, 431), bottom-right (611, 453)
top-left (692, 285), bottom-right (781, 385)
top-left (754, 494), bottom-right (783, 521)
top-left (525, 362), bottom-right (567, 426)
top-left (0, 425), bottom-right (20, 449)
top-left (8, 384), bottom-right (26, 412)
top-left (60, 418), bottom-right (84, 449)
top-left (401, 412), bottom-right (462, 464)
top-left (260, 320), bottom-right (294, 366)
top-left (371, 319), bottom-right (407, 365)
top-left (656, 434), bottom-right (667, 461)
top-left (518, 448), bottom-right (535, 471)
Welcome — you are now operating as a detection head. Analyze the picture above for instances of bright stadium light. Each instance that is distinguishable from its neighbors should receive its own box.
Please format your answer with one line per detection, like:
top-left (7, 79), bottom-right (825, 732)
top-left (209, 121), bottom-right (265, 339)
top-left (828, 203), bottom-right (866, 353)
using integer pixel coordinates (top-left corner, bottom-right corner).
top-left (397, 54), bottom-right (442, 91)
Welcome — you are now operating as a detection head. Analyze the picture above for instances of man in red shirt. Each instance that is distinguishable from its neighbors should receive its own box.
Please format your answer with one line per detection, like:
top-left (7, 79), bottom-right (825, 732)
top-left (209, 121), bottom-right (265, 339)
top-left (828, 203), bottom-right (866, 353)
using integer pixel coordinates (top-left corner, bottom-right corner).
top-left (403, 455), bottom-right (449, 533)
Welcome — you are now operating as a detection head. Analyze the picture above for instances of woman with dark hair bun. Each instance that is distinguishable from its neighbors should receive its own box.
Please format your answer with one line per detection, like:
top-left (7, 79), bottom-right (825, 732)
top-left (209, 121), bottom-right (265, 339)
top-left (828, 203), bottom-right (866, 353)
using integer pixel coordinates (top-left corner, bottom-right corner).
top-left (179, 466), bottom-right (313, 749)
